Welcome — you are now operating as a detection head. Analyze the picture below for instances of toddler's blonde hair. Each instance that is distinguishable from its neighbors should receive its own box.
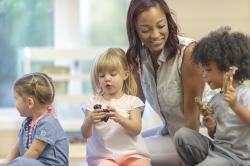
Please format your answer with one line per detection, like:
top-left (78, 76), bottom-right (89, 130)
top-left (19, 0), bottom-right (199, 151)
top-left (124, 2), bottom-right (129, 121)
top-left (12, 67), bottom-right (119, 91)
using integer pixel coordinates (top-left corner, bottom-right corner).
top-left (91, 48), bottom-right (137, 96)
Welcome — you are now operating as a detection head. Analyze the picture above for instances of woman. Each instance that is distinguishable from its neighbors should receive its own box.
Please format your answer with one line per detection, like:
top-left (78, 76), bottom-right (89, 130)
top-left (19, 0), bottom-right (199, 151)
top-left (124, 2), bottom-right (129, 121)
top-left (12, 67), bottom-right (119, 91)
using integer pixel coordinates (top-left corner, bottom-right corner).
top-left (126, 0), bottom-right (204, 165)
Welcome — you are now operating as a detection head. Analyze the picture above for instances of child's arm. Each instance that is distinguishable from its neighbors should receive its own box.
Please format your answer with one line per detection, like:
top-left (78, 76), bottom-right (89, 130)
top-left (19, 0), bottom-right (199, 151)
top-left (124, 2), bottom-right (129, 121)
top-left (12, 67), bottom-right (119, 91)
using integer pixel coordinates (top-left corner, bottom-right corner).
top-left (203, 115), bottom-right (217, 138)
top-left (229, 102), bottom-right (250, 126)
top-left (225, 94), bottom-right (250, 126)
top-left (81, 109), bottom-right (105, 138)
top-left (1, 141), bottom-right (20, 164)
top-left (224, 84), bottom-right (250, 126)
top-left (23, 140), bottom-right (47, 159)
top-left (108, 106), bottom-right (142, 136)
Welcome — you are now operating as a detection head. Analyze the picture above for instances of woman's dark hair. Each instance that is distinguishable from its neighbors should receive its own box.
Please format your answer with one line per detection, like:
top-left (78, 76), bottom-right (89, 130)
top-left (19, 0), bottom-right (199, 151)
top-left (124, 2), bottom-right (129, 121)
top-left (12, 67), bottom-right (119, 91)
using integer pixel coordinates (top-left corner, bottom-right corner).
top-left (192, 26), bottom-right (250, 81)
top-left (126, 0), bottom-right (179, 72)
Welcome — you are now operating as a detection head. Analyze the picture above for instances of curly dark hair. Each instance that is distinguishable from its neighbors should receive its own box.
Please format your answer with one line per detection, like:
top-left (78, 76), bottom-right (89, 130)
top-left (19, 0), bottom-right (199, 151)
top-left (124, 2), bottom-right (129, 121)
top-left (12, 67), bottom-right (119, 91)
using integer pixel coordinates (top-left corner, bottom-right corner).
top-left (126, 0), bottom-right (179, 72)
top-left (192, 26), bottom-right (250, 81)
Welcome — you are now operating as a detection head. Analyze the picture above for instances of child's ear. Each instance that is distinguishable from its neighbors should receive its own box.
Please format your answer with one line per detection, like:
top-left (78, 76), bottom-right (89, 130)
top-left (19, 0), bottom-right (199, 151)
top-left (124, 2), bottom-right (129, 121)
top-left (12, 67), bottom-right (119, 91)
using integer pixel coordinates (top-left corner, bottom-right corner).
top-left (27, 97), bottom-right (35, 109)
top-left (123, 71), bottom-right (129, 80)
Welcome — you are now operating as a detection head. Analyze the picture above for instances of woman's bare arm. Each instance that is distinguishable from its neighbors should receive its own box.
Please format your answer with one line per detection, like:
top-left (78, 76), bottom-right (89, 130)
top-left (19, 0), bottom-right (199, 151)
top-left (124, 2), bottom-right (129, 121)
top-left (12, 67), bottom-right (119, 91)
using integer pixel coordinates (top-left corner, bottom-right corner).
top-left (181, 42), bottom-right (205, 131)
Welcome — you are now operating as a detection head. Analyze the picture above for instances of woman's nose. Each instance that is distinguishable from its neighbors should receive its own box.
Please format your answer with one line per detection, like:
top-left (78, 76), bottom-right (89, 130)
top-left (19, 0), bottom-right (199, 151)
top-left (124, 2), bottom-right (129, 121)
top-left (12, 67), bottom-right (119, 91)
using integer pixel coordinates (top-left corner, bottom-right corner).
top-left (150, 29), bottom-right (160, 39)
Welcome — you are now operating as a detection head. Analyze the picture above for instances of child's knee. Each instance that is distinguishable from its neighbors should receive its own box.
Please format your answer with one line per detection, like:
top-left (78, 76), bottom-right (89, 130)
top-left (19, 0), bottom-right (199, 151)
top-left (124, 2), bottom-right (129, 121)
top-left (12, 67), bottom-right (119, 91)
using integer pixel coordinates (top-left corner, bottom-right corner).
top-left (174, 127), bottom-right (194, 146)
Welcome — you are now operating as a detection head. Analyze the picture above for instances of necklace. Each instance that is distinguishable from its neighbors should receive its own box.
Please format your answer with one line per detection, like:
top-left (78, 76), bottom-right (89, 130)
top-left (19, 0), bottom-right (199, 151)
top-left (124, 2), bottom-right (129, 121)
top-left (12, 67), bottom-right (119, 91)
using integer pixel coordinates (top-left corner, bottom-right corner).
top-left (23, 107), bottom-right (56, 151)
top-left (24, 118), bottom-right (33, 151)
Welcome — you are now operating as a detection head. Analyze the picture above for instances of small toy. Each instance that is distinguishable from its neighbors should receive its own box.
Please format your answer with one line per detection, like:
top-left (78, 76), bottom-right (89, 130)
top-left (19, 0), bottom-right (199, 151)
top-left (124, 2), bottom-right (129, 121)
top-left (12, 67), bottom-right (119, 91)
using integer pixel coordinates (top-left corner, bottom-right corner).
top-left (221, 66), bottom-right (238, 93)
top-left (194, 96), bottom-right (214, 116)
top-left (93, 104), bottom-right (110, 122)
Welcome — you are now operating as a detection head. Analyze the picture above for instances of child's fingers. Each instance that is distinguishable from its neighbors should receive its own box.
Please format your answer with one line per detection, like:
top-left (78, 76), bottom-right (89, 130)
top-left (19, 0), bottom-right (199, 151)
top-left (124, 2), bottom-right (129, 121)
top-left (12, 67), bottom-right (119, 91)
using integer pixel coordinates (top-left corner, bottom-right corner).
top-left (203, 114), bottom-right (212, 121)
top-left (222, 73), bottom-right (227, 92)
top-left (93, 108), bottom-right (103, 113)
top-left (228, 75), bottom-right (233, 88)
top-left (203, 115), bottom-right (215, 125)
top-left (90, 111), bottom-right (105, 122)
top-left (204, 121), bottom-right (215, 129)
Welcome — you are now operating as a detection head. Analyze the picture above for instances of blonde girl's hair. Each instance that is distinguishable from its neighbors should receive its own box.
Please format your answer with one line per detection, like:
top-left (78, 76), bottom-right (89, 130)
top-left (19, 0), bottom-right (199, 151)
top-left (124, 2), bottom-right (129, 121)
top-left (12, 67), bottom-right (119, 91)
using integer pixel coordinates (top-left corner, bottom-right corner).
top-left (91, 48), bottom-right (137, 96)
top-left (14, 72), bottom-right (55, 105)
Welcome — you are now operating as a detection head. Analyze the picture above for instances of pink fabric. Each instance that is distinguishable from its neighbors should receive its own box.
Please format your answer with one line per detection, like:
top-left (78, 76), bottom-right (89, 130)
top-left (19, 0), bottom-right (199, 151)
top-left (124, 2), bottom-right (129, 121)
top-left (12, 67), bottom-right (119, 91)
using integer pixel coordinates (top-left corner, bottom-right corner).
top-left (30, 107), bottom-right (56, 128)
top-left (97, 157), bottom-right (151, 166)
top-left (97, 159), bottom-right (118, 166)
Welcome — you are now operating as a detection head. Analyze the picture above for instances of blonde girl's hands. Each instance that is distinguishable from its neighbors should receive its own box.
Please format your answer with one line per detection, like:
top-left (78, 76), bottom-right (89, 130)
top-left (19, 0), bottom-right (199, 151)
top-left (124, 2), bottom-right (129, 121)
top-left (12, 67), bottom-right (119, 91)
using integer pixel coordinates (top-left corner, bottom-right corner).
top-left (107, 105), bottom-right (124, 123)
top-left (88, 108), bottom-right (105, 124)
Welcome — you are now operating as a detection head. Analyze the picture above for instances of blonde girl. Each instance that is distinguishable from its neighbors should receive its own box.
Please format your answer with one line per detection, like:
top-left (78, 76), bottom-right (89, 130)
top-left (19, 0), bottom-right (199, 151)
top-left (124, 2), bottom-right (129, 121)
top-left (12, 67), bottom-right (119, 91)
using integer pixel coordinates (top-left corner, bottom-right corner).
top-left (81, 48), bottom-right (151, 166)
top-left (0, 72), bottom-right (68, 166)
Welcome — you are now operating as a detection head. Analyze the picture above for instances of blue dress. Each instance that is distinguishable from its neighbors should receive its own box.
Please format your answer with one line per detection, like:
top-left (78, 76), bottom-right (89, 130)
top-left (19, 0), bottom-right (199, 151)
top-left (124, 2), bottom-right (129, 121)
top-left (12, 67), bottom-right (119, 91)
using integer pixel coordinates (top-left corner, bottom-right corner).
top-left (4, 114), bottom-right (69, 166)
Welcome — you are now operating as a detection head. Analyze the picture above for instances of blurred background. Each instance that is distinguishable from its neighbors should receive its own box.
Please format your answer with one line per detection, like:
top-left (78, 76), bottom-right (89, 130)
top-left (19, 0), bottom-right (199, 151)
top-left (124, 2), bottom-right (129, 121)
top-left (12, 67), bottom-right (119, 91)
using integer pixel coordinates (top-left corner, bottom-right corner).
top-left (0, 0), bottom-right (250, 165)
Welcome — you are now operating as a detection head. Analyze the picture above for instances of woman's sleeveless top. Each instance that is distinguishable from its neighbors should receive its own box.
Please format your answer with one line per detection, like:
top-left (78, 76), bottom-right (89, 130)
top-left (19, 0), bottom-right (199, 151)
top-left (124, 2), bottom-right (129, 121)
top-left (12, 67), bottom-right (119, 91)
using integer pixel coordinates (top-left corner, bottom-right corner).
top-left (141, 36), bottom-right (194, 136)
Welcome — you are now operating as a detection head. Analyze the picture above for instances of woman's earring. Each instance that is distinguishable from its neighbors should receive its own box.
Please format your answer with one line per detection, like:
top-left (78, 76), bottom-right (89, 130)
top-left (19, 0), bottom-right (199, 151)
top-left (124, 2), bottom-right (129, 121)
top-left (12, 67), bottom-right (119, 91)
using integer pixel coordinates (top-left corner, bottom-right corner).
top-left (141, 42), bottom-right (144, 47)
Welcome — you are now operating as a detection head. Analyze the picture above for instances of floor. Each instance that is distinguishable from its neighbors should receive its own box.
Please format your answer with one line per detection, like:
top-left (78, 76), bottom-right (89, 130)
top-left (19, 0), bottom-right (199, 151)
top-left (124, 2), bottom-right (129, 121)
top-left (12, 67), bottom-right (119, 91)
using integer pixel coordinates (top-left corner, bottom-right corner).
top-left (70, 158), bottom-right (86, 166)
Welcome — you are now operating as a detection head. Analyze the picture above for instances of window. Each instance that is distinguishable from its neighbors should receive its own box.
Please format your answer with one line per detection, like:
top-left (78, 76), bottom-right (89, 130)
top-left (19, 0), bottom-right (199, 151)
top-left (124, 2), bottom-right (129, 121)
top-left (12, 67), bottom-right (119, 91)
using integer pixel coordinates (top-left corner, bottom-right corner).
top-left (0, 0), bottom-right (53, 107)
top-left (80, 0), bottom-right (129, 47)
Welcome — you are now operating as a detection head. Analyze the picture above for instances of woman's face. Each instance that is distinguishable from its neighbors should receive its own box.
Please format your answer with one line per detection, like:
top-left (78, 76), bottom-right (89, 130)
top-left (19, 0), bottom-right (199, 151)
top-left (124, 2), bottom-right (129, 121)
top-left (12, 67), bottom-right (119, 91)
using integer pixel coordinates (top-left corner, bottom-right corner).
top-left (136, 5), bottom-right (169, 56)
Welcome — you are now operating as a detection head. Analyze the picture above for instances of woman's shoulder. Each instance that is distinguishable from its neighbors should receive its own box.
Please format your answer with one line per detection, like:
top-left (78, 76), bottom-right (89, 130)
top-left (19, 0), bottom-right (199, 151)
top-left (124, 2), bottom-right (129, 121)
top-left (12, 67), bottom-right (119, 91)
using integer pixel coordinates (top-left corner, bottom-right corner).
top-left (178, 36), bottom-right (196, 60)
top-left (178, 36), bottom-right (195, 47)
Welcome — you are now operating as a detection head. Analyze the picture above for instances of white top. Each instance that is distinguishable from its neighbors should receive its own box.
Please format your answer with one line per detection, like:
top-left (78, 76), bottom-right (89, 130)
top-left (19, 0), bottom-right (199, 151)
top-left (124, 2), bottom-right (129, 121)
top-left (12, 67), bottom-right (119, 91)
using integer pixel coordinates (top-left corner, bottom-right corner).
top-left (82, 94), bottom-right (150, 166)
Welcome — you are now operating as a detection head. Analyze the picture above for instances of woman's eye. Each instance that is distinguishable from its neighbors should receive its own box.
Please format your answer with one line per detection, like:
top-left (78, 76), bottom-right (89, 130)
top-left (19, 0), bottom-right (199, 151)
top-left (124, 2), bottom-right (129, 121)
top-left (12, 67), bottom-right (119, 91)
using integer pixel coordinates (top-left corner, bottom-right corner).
top-left (158, 24), bottom-right (166, 29)
top-left (140, 27), bottom-right (150, 33)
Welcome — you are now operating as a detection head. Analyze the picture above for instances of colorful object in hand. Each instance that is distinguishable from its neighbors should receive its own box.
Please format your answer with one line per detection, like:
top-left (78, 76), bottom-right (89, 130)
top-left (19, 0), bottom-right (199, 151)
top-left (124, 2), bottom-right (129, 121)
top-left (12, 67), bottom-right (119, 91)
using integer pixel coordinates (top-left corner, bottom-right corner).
top-left (195, 96), bottom-right (214, 116)
top-left (221, 66), bottom-right (238, 93)
top-left (93, 104), bottom-right (110, 122)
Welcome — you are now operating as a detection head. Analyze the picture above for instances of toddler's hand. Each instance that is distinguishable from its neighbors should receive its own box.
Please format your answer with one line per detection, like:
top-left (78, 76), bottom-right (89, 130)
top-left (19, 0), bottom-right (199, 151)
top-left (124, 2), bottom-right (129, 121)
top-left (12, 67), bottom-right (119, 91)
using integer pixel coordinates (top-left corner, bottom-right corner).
top-left (203, 114), bottom-right (216, 131)
top-left (224, 79), bottom-right (237, 108)
top-left (88, 109), bottom-right (105, 124)
top-left (107, 105), bottom-right (123, 123)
